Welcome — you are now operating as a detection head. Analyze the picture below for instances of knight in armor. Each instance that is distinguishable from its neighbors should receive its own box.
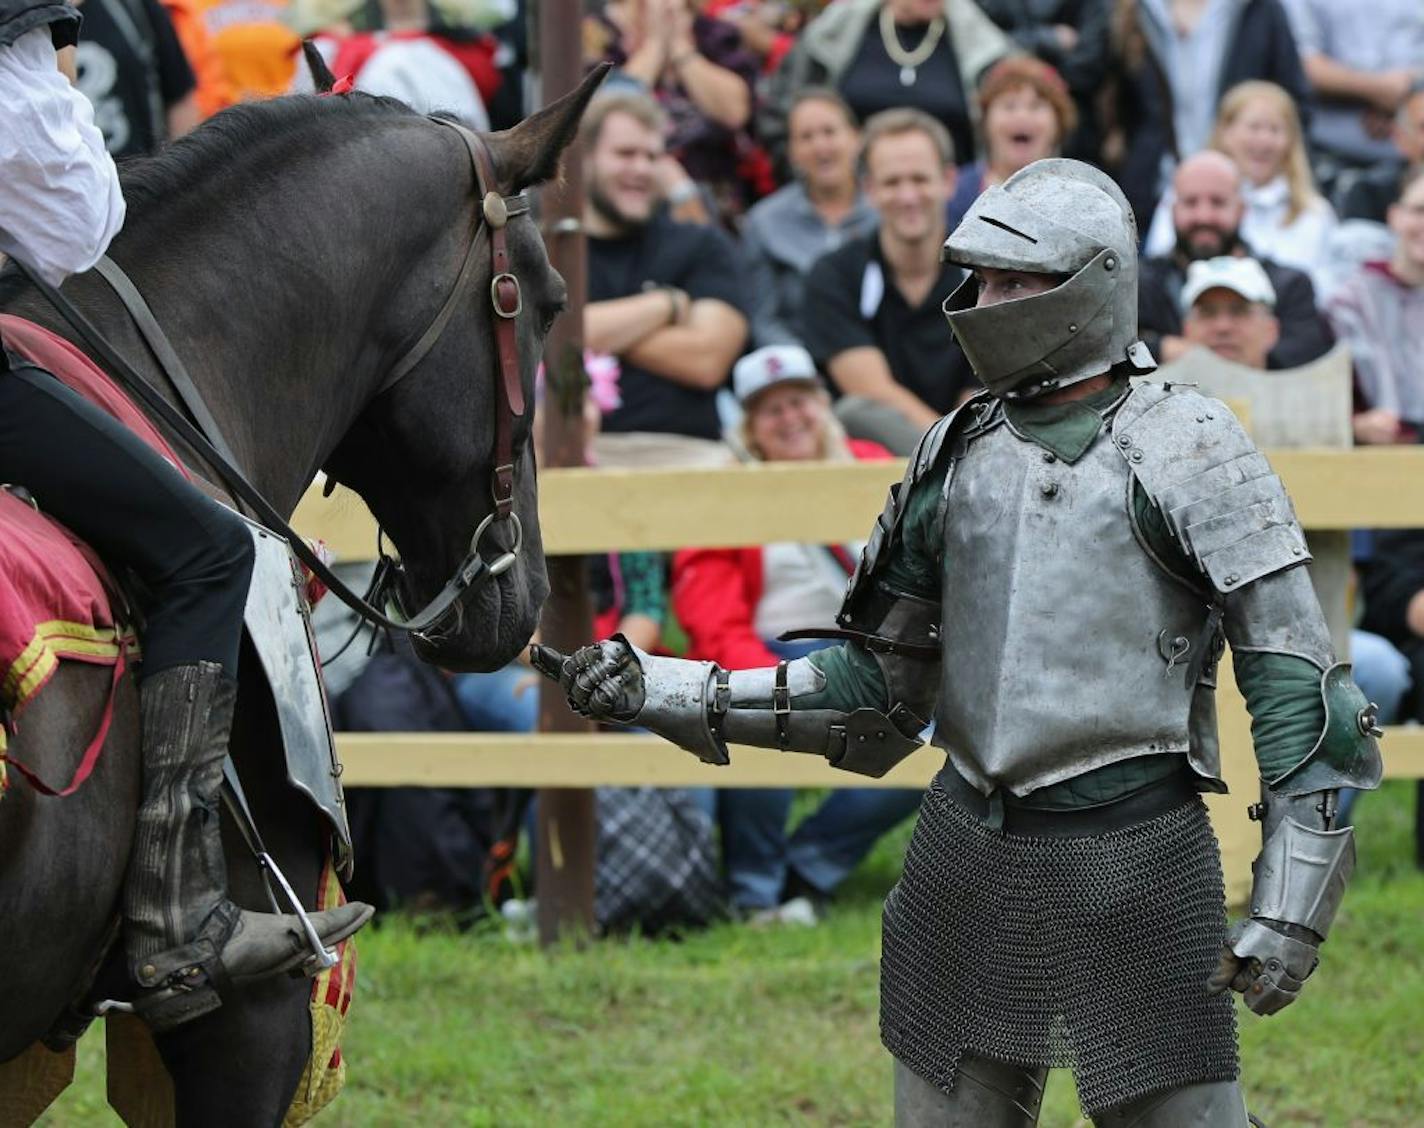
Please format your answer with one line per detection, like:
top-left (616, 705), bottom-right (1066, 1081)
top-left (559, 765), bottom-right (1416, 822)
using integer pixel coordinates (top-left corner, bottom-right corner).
top-left (0, 0), bottom-right (370, 1031)
top-left (536, 158), bottom-right (1383, 1125)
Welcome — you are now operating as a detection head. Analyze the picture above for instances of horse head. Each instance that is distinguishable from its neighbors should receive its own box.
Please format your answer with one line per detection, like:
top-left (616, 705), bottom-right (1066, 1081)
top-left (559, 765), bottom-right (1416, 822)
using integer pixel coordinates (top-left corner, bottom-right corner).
top-left (323, 67), bottom-right (607, 672)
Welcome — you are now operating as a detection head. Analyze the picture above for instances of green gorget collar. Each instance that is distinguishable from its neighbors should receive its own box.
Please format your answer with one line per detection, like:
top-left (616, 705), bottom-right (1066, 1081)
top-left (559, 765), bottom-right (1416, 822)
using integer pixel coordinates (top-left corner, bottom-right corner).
top-left (1002, 376), bottom-right (1133, 464)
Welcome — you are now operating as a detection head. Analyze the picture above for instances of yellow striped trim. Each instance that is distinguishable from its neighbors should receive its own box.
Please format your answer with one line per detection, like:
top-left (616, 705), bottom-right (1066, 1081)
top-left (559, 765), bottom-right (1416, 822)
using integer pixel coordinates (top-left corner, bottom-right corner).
top-left (2, 620), bottom-right (125, 708)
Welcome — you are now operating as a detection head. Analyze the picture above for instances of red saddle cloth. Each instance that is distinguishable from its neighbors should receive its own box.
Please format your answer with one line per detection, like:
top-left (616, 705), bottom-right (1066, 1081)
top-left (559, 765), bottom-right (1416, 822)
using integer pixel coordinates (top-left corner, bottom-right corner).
top-left (0, 314), bottom-right (186, 794)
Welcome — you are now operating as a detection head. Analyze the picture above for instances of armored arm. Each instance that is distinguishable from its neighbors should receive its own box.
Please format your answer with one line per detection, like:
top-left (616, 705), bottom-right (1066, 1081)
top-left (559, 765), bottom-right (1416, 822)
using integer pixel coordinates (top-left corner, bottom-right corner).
top-left (1119, 385), bottom-right (1383, 1013)
top-left (532, 413), bottom-right (962, 776)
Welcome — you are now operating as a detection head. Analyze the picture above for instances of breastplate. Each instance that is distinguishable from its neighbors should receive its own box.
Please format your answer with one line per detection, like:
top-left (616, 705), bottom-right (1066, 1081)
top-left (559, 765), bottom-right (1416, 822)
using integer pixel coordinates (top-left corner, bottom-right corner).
top-left (933, 416), bottom-right (1213, 796)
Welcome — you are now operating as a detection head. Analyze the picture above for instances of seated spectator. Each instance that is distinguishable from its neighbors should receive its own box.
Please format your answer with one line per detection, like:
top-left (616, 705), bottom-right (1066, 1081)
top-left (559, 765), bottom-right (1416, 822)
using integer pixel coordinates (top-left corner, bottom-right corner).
top-left (1326, 167), bottom-right (1424, 446)
top-left (585, 0), bottom-right (757, 218)
top-left (1336, 81), bottom-right (1424, 224)
top-left (1281, 0), bottom-right (1424, 183)
top-left (759, 0), bottom-right (1015, 178)
top-left (76, 0), bottom-right (200, 157)
top-left (1179, 256), bottom-right (1280, 369)
top-left (801, 108), bottom-right (977, 454)
top-left (975, 0), bottom-right (1108, 158)
top-left (1138, 150), bottom-right (1334, 369)
top-left (1102, 0), bottom-right (1308, 232)
top-left (1148, 81), bottom-right (1336, 294)
top-left (673, 346), bottom-right (921, 921)
top-left (946, 55), bottom-right (1076, 231)
top-left (742, 88), bottom-right (878, 349)
top-left (579, 92), bottom-right (749, 467)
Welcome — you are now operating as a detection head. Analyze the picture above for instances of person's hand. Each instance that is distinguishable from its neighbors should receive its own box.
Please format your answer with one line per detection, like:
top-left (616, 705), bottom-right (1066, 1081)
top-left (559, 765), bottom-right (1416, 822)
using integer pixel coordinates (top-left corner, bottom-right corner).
top-left (1206, 918), bottom-right (1320, 1016)
top-left (1353, 407), bottom-right (1404, 445)
top-left (530, 638), bottom-right (646, 722)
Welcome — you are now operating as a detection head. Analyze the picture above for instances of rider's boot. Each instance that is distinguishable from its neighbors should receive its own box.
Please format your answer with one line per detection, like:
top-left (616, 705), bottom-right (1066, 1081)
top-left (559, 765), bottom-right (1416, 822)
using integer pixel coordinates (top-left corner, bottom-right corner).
top-left (123, 661), bottom-right (373, 1032)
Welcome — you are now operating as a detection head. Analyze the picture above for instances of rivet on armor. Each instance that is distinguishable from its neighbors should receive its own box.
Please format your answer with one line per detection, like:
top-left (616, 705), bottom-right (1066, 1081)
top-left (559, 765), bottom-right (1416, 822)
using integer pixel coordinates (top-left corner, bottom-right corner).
top-left (1117, 434), bottom-right (1132, 447)
top-left (857, 735), bottom-right (866, 743)
top-left (1195, 415), bottom-right (1205, 423)
top-left (1129, 449), bottom-right (1144, 462)
top-left (1068, 323), bottom-right (1078, 333)
top-left (1105, 257), bottom-right (1116, 270)
top-left (1291, 546), bottom-right (1302, 555)
top-left (1041, 481), bottom-right (1059, 498)
top-left (1042, 450), bottom-right (1056, 462)
top-left (1225, 573), bottom-right (1239, 585)
top-left (142, 963), bottom-right (156, 979)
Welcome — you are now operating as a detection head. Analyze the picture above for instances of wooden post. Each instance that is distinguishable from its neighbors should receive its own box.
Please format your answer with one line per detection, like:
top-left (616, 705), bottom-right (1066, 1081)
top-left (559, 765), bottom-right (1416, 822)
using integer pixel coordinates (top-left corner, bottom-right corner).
top-left (533, 0), bottom-right (597, 946)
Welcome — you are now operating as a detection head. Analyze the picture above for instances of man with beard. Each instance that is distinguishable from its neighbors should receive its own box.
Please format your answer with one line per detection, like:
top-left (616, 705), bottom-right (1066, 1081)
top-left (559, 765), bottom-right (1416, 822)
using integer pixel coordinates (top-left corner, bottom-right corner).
top-left (535, 158), bottom-right (1381, 1124)
top-left (1138, 150), bottom-right (1334, 370)
top-left (581, 91), bottom-right (748, 467)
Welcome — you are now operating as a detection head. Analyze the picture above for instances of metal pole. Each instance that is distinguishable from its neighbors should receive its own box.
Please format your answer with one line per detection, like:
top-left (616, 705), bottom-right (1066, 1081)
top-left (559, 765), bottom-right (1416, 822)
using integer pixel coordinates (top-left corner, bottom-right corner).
top-left (533, 0), bottom-right (597, 946)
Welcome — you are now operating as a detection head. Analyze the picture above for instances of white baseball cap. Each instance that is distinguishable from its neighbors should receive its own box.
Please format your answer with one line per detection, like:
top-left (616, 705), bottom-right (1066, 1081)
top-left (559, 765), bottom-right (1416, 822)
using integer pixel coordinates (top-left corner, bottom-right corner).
top-left (732, 345), bottom-right (821, 406)
top-left (1181, 256), bottom-right (1277, 312)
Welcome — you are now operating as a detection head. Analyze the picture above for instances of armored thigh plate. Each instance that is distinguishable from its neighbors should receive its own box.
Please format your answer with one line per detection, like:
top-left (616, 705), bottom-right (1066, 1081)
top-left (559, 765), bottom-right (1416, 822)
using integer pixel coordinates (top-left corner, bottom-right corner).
top-left (242, 522), bottom-right (351, 876)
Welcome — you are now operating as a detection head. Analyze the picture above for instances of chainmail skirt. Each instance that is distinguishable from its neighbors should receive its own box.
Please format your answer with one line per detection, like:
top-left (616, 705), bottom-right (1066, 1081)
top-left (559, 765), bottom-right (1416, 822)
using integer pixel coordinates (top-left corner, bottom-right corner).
top-left (880, 779), bottom-right (1238, 1117)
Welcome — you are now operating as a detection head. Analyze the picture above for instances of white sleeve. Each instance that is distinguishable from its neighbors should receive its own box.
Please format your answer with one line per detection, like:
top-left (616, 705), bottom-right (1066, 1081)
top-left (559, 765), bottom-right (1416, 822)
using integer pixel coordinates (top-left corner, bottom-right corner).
top-left (0, 26), bottom-right (125, 286)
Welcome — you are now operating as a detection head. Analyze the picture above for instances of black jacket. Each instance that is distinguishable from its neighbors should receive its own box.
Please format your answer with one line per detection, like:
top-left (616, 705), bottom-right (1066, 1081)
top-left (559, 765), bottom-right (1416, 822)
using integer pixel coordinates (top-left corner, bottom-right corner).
top-left (1138, 252), bottom-right (1334, 370)
top-left (1106, 0), bottom-right (1308, 231)
top-left (0, 0), bottom-right (79, 48)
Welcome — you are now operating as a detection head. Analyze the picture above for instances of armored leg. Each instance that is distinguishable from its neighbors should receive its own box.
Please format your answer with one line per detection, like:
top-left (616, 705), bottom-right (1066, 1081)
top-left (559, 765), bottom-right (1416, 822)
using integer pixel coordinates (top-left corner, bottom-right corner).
top-left (893, 1056), bottom-right (1046, 1127)
top-left (1093, 1080), bottom-right (1248, 1127)
top-left (125, 662), bottom-right (372, 1031)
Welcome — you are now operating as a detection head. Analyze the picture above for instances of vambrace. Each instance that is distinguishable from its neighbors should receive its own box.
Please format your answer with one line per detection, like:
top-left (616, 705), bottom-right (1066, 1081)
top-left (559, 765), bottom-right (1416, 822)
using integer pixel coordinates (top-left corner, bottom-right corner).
top-left (625, 651), bottom-right (927, 777)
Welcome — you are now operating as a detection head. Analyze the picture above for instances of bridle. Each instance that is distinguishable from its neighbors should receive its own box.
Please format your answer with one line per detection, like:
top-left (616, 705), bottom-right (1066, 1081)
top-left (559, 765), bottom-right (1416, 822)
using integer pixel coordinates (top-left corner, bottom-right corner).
top-left (363, 116), bottom-right (534, 634)
top-left (15, 114), bottom-right (539, 638)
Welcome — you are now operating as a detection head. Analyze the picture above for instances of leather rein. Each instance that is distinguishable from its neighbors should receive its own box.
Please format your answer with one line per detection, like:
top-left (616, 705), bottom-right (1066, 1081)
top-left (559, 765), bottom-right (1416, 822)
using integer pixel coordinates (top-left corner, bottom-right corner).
top-left (17, 117), bottom-right (530, 638)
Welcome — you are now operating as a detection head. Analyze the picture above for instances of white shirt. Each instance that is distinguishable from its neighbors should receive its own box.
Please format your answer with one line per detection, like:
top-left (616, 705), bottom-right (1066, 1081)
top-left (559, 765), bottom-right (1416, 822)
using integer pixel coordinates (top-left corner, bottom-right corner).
top-left (0, 27), bottom-right (125, 286)
top-left (753, 542), bottom-right (859, 642)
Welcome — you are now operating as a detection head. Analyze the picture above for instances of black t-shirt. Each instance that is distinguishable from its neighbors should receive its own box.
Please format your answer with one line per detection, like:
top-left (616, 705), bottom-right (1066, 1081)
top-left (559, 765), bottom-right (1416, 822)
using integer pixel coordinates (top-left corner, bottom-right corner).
top-left (589, 210), bottom-right (748, 441)
top-left (75, 0), bottom-right (194, 159)
top-left (838, 20), bottom-right (973, 166)
top-left (800, 230), bottom-right (977, 415)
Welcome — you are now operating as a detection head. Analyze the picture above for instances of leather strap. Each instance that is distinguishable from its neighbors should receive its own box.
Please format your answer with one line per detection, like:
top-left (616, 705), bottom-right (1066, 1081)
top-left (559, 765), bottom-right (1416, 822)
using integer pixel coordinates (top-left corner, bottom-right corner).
top-left (773, 660), bottom-right (791, 749)
top-left (92, 255), bottom-right (242, 472)
top-left (777, 627), bottom-right (940, 661)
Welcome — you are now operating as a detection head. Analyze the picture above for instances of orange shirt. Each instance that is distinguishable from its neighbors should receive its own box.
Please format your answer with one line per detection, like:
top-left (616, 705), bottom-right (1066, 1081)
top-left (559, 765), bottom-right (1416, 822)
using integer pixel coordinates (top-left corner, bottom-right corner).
top-left (163, 0), bottom-right (235, 117)
top-left (192, 0), bottom-right (300, 103)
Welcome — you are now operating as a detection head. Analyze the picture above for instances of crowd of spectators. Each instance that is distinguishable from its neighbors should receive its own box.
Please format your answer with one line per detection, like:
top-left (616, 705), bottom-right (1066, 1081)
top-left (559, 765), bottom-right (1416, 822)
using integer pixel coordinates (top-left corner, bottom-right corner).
top-left (83, 0), bottom-right (1424, 921)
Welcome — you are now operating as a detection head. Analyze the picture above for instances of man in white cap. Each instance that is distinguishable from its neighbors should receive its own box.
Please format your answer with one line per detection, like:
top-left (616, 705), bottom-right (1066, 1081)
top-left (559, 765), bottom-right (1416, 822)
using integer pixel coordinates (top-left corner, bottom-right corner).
top-left (1181, 256), bottom-right (1282, 370)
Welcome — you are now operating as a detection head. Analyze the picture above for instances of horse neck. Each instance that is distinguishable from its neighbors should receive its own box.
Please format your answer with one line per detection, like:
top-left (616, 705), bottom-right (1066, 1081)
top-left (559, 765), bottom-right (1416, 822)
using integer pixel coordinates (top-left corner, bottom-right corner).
top-left (108, 119), bottom-right (472, 516)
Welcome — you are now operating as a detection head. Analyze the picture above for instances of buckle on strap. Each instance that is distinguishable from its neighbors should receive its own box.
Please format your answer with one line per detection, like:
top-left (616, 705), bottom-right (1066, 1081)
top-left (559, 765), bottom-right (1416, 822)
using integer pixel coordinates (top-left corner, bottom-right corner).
top-left (773, 660), bottom-right (791, 749)
top-left (491, 273), bottom-right (522, 318)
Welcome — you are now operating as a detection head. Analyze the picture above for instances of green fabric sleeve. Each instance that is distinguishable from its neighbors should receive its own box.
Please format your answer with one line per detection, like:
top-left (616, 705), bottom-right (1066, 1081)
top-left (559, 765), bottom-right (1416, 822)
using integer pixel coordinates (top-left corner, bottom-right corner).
top-left (1234, 650), bottom-right (1326, 781)
top-left (617, 552), bottom-right (666, 624)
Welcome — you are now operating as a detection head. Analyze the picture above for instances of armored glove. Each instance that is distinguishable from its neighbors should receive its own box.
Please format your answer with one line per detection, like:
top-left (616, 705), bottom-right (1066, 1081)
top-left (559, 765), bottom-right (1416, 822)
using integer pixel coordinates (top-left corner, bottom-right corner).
top-left (1206, 918), bottom-right (1321, 1016)
top-left (531, 638), bottom-right (645, 723)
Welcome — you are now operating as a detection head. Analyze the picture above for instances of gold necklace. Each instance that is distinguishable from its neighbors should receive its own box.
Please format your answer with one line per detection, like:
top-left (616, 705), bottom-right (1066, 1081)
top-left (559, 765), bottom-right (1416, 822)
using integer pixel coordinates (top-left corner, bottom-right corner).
top-left (878, 5), bottom-right (946, 87)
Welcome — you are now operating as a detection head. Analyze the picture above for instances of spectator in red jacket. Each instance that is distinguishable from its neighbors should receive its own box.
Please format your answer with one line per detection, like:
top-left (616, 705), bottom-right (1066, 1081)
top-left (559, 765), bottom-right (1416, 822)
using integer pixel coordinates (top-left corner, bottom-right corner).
top-left (672, 345), bottom-right (923, 922)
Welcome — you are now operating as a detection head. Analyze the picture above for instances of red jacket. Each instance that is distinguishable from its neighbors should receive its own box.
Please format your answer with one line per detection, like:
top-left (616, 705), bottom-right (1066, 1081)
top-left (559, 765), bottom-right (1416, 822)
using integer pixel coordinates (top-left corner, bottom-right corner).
top-left (672, 439), bottom-right (892, 669)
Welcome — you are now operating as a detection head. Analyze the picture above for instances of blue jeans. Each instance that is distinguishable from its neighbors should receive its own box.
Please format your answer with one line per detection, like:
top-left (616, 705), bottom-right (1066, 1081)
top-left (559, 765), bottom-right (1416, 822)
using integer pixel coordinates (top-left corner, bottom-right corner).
top-left (451, 663), bottom-right (540, 733)
top-left (1338, 630), bottom-right (1413, 824)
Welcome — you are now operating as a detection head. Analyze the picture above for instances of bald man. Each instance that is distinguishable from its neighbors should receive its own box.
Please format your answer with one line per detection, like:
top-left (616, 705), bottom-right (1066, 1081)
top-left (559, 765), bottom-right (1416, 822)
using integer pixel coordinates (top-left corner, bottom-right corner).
top-left (1137, 151), bottom-right (1334, 370)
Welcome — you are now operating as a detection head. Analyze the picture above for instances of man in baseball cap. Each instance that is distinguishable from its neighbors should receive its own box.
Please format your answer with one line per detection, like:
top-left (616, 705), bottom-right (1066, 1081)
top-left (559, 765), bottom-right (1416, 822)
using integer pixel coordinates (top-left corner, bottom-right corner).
top-left (1181, 256), bottom-right (1281, 369)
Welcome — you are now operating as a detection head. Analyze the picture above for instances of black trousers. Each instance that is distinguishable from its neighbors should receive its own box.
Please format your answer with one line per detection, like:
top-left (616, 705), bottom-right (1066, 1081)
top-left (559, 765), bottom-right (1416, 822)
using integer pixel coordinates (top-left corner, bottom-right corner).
top-left (0, 360), bottom-right (254, 678)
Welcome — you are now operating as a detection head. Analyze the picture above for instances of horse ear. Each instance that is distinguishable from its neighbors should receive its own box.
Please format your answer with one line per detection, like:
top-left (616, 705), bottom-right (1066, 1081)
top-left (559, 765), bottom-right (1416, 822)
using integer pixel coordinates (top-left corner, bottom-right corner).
top-left (302, 39), bottom-right (337, 94)
top-left (488, 63), bottom-right (612, 192)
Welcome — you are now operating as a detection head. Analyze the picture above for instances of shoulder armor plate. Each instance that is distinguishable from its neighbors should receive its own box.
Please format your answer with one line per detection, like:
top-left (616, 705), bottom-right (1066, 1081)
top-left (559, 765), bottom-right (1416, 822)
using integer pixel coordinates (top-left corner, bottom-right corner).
top-left (1111, 382), bottom-right (1310, 595)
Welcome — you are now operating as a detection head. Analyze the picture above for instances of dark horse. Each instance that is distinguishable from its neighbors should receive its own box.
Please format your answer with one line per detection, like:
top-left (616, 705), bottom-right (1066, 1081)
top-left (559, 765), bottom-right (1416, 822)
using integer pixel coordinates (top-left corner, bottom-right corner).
top-left (0, 67), bottom-right (604, 1123)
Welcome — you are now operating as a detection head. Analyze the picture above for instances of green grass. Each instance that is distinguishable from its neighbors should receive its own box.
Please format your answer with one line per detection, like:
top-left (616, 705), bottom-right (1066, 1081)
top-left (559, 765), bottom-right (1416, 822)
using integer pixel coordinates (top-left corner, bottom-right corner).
top-left (38, 781), bottom-right (1424, 1126)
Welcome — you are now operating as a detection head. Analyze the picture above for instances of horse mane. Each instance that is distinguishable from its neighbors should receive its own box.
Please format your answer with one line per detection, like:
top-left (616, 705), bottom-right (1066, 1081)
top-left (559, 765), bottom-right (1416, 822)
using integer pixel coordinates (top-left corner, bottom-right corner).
top-left (117, 92), bottom-right (420, 216)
